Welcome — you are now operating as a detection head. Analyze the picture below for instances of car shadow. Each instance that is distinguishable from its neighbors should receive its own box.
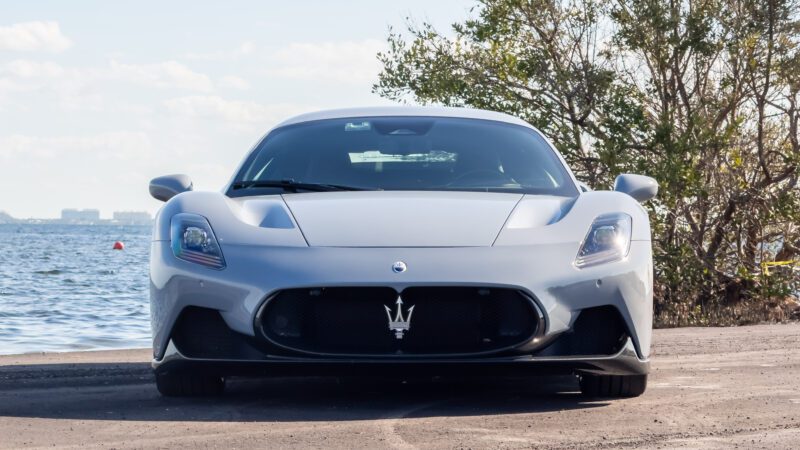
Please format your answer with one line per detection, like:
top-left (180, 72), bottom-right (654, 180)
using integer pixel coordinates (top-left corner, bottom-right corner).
top-left (0, 362), bottom-right (609, 422)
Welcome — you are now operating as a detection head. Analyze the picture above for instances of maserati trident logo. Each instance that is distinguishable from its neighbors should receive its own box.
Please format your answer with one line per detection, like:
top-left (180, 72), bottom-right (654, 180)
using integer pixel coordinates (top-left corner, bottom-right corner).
top-left (384, 295), bottom-right (414, 339)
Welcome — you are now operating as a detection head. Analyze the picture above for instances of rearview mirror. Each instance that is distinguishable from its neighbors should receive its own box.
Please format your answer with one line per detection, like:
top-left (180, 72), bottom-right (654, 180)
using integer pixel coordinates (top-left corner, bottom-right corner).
top-left (614, 174), bottom-right (658, 203)
top-left (149, 174), bottom-right (193, 202)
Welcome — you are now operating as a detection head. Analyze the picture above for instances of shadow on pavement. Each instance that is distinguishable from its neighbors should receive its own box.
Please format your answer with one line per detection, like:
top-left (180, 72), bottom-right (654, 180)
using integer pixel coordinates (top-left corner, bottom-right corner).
top-left (0, 362), bottom-right (609, 422)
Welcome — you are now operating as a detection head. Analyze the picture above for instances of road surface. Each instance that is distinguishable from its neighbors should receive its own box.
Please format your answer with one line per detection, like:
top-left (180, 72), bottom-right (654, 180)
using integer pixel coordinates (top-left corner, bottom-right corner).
top-left (1, 324), bottom-right (799, 449)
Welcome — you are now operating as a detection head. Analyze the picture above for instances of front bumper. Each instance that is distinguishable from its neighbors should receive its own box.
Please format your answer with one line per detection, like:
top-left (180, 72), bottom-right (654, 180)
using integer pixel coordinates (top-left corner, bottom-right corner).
top-left (150, 240), bottom-right (653, 372)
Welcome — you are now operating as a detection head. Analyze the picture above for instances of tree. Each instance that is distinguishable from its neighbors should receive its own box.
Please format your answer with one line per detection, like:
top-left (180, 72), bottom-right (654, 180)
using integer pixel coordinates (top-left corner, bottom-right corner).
top-left (375, 0), bottom-right (800, 325)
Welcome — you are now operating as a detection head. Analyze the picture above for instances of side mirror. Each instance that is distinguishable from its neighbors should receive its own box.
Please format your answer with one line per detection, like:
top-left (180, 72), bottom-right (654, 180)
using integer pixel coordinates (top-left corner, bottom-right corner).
top-left (149, 174), bottom-right (193, 202)
top-left (614, 174), bottom-right (658, 203)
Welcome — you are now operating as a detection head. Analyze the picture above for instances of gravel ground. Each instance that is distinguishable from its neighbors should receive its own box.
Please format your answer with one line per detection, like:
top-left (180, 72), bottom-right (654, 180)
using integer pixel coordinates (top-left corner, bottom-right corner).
top-left (1, 324), bottom-right (799, 449)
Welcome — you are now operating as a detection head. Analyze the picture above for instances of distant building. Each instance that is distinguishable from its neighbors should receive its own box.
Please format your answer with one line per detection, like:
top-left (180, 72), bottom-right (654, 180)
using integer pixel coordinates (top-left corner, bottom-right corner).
top-left (61, 209), bottom-right (100, 223)
top-left (112, 211), bottom-right (152, 225)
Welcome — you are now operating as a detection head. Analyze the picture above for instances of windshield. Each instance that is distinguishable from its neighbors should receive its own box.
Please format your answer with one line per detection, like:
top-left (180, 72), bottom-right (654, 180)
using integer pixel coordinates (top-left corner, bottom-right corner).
top-left (229, 116), bottom-right (577, 197)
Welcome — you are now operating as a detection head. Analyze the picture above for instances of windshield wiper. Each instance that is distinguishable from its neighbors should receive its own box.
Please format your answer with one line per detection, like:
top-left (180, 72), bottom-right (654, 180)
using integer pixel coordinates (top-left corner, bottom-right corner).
top-left (231, 179), bottom-right (379, 192)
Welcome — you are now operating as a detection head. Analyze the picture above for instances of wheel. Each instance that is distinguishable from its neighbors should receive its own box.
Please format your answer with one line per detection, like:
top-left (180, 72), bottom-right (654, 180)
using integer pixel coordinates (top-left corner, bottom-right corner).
top-left (155, 372), bottom-right (225, 397)
top-left (579, 374), bottom-right (647, 398)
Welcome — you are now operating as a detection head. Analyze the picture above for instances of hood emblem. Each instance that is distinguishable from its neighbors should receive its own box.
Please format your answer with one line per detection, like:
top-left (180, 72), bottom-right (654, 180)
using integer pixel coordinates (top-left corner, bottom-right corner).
top-left (385, 296), bottom-right (414, 339)
top-left (392, 261), bottom-right (407, 273)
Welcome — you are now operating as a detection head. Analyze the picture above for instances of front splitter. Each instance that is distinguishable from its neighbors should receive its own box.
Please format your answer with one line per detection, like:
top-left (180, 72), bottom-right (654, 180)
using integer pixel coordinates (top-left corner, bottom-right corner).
top-left (152, 338), bottom-right (649, 378)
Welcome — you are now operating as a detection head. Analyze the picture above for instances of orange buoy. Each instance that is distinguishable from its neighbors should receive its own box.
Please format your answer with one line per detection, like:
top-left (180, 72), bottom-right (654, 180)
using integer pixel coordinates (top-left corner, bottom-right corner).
top-left (113, 241), bottom-right (125, 250)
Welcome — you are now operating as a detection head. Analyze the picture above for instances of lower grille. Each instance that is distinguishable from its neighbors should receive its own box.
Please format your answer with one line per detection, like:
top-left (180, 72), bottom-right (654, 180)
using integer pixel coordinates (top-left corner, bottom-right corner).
top-left (255, 287), bottom-right (541, 357)
top-left (171, 306), bottom-right (263, 359)
top-left (535, 305), bottom-right (629, 357)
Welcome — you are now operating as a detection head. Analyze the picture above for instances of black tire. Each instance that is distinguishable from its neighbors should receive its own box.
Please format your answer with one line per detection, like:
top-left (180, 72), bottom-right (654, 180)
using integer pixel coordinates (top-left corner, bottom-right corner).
top-left (155, 372), bottom-right (225, 397)
top-left (579, 374), bottom-right (647, 398)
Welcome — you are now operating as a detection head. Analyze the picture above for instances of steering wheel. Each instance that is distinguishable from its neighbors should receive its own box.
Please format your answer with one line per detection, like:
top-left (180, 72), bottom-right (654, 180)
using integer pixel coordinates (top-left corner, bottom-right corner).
top-left (446, 169), bottom-right (516, 187)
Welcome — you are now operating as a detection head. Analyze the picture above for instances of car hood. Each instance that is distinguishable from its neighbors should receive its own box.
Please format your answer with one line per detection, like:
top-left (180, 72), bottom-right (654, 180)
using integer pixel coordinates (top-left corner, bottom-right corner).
top-left (277, 191), bottom-right (568, 247)
top-left (154, 190), bottom-right (647, 247)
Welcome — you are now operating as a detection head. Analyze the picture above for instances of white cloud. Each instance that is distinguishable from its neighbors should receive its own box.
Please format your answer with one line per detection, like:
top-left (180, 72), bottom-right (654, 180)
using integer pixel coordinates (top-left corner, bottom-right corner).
top-left (265, 39), bottom-right (384, 84)
top-left (0, 21), bottom-right (72, 52)
top-left (163, 95), bottom-right (305, 125)
top-left (0, 61), bottom-right (82, 111)
top-left (0, 59), bottom-right (215, 113)
top-left (184, 41), bottom-right (256, 61)
top-left (1, 59), bottom-right (212, 89)
top-left (0, 132), bottom-right (153, 161)
top-left (219, 75), bottom-right (250, 90)
top-left (2, 59), bottom-right (66, 77)
top-left (108, 60), bottom-right (214, 92)
top-left (238, 41), bottom-right (256, 56)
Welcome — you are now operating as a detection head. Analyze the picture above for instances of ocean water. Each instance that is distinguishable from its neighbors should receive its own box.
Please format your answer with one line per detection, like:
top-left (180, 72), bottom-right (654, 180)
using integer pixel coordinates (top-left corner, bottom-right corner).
top-left (0, 224), bottom-right (152, 355)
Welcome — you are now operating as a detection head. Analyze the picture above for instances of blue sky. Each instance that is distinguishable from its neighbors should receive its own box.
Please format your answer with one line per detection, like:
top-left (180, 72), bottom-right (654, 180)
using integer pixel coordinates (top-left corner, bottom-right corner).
top-left (0, 0), bottom-right (473, 218)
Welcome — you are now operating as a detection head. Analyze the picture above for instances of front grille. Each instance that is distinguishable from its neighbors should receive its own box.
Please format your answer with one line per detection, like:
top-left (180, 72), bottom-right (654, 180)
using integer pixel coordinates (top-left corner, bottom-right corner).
top-left (255, 287), bottom-right (541, 357)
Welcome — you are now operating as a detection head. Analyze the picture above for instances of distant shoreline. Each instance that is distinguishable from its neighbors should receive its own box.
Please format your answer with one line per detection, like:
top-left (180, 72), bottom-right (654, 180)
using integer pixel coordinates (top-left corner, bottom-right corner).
top-left (0, 209), bottom-right (152, 226)
top-left (0, 221), bottom-right (152, 226)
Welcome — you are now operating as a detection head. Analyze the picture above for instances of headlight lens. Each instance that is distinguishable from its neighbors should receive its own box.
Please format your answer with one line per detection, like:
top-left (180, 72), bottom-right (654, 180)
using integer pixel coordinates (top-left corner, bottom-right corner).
top-left (170, 213), bottom-right (226, 269)
top-left (575, 213), bottom-right (632, 268)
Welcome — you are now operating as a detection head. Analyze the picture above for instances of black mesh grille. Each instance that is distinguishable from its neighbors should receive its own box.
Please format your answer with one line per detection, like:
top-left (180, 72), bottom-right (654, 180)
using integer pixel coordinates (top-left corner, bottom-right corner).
top-left (171, 306), bottom-right (263, 359)
top-left (534, 305), bottom-right (628, 357)
top-left (255, 287), bottom-right (540, 356)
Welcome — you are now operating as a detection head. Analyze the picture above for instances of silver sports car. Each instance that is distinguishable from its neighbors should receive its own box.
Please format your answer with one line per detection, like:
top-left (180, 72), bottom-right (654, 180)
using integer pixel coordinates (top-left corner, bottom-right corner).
top-left (149, 106), bottom-right (657, 398)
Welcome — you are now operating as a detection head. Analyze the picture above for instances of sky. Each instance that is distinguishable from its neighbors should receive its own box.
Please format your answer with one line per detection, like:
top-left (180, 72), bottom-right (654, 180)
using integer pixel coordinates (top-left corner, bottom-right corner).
top-left (0, 0), bottom-right (474, 219)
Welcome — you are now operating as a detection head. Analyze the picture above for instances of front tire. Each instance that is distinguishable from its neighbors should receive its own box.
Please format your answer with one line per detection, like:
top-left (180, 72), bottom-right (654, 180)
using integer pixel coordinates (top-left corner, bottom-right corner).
top-left (155, 372), bottom-right (225, 397)
top-left (579, 374), bottom-right (647, 398)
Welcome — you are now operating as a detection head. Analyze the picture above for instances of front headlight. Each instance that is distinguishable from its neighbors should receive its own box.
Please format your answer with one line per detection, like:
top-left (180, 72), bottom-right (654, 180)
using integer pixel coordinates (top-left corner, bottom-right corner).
top-left (170, 213), bottom-right (226, 269)
top-left (575, 213), bottom-right (632, 268)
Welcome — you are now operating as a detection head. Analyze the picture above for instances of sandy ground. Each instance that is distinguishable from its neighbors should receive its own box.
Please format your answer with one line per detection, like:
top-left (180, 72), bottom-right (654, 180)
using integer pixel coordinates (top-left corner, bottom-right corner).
top-left (1, 324), bottom-right (799, 449)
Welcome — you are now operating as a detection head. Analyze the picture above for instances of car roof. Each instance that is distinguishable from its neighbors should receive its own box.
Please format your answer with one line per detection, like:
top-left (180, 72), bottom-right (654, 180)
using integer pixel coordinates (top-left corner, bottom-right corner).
top-left (275, 106), bottom-right (534, 129)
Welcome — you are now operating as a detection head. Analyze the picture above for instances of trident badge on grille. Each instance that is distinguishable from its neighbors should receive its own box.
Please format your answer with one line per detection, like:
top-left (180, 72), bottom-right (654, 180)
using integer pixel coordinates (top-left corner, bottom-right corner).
top-left (384, 296), bottom-right (415, 339)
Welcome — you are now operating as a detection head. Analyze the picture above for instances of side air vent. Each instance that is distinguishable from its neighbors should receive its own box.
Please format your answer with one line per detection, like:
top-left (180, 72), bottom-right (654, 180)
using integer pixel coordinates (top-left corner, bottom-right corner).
top-left (535, 306), bottom-right (629, 357)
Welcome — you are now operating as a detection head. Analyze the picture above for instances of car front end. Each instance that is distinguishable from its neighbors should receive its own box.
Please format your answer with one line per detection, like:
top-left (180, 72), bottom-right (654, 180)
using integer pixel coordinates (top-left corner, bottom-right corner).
top-left (148, 107), bottom-right (655, 397)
